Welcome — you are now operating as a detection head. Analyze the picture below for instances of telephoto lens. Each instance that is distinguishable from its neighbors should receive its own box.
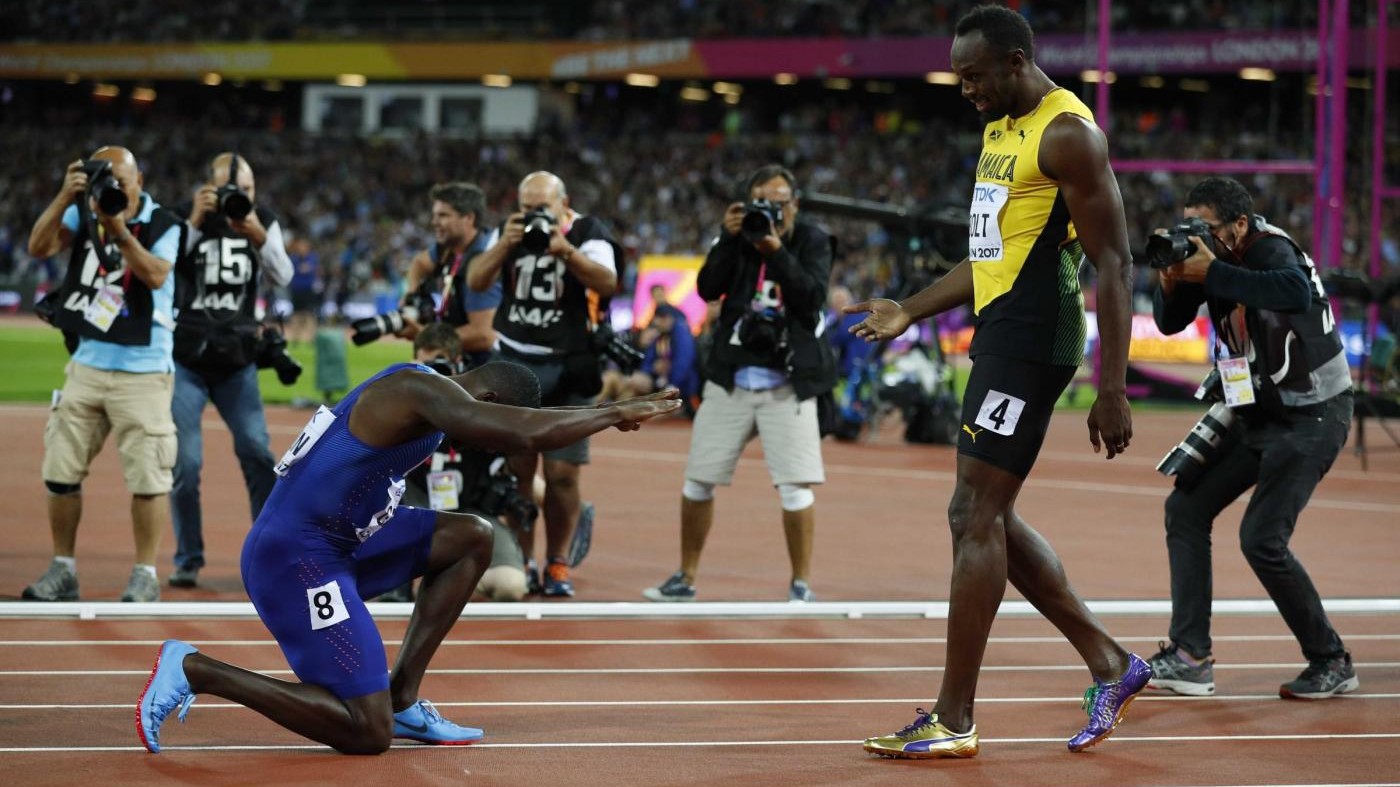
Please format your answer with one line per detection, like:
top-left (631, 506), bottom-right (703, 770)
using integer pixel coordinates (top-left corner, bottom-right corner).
top-left (1156, 402), bottom-right (1237, 488)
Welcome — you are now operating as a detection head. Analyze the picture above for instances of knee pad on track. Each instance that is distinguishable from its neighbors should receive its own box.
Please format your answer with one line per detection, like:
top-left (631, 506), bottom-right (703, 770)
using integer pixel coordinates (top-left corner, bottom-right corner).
top-left (682, 479), bottom-right (715, 502)
top-left (778, 483), bottom-right (814, 511)
top-left (44, 480), bottom-right (81, 496)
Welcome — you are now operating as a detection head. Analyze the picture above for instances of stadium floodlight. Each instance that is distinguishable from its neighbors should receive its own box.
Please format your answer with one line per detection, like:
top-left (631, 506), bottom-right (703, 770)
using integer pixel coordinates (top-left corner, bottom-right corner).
top-left (924, 72), bottom-right (958, 85)
top-left (625, 73), bottom-right (660, 87)
top-left (336, 74), bottom-right (368, 87)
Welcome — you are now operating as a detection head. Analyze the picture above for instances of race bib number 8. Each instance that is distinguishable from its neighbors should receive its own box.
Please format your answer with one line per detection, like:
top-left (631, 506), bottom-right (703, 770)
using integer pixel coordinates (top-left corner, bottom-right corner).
top-left (306, 579), bottom-right (350, 631)
top-left (974, 389), bottom-right (1026, 436)
top-left (969, 183), bottom-right (1009, 261)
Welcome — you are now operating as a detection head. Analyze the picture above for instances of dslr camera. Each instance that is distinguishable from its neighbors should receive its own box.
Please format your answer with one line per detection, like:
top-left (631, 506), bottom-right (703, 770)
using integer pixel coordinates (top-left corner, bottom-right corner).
top-left (741, 199), bottom-right (784, 244)
top-left (1144, 216), bottom-right (1216, 269)
top-left (254, 324), bottom-right (303, 386)
top-left (738, 305), bottom-right (787, 356)
top-left (81, 159), bottom-right (129, 217)
top-left (351, 286), bottom-right (436, 346)
top-left (1156, 368), bottom-right (1240, 489)
top-left (591, 321), bottom-right (645, 375)
top-left (520, 207), bottom-right (556, 256)
top-left (214, 153), bottom-right (253, 220)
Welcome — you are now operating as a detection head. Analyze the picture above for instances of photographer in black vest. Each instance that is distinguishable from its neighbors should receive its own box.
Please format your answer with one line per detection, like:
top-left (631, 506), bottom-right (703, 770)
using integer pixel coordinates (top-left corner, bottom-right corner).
top-left (1147, 176), bottom-right (1356, 700)
top-left (643, 164), bottom-right (836, 603)
top-left (23, 147), bottom-right (183, 603)
top-left (467, 171), bottom-right (622, 597)
top-left (166, 152), bottom-right (293, 589)
top-left (391, 182), bottom-right (500, 369)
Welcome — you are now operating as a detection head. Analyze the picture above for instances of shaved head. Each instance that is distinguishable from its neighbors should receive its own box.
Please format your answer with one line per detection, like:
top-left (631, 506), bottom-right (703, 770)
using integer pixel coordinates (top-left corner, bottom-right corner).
top-left (517, 170), bottom-right (569, 220)
top-left (209, 151), bottom-right (256, 201)
top-left (90, 146), bottom-right (143, 219)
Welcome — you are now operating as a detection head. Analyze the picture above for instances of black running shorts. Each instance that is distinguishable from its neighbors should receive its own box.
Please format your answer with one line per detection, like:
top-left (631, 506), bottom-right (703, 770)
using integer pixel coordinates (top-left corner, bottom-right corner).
top-left (956, 354), bottom-right (1076, 479)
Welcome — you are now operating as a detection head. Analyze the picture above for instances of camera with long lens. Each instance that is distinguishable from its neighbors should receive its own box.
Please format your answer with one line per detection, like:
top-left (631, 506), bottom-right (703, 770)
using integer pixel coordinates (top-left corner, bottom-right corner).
top-left (350, 288), bottom-right (436, 346)
top-left (590, 321), bottom-right (645, 375)
top-left (738, 305), bottom-right (787, 356)
top-left (424, 355), bottom-right (461, 376)
top-left (81, 159), bottom-right (129, 217)
top-left (1156, 368), bottom-right (1240, 489)
top-left (253, 324), bottom-right (303, 386)
top-left (741, 199), bottom-right (784, 244)
top-left (1144, 216), bottom-right (1216, 269)
top-left (520, 207), bottom-right (556, 256)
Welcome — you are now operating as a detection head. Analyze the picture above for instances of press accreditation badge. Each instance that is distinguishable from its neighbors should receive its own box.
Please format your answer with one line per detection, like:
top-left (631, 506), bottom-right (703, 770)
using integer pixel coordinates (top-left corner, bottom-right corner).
top-left (427, 470), bottom-right (461, 511)
top-left (84, 286), bottom-right (124, 332)
top-left (968, 182), bottom-right (1009, 262)
top-left (1217, 356), bottom-right (1255, 408)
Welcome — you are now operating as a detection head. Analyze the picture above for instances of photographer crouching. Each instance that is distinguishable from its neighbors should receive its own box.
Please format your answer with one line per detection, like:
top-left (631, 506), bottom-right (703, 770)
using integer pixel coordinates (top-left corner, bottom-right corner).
top-left (643, 164), bottom-right (836, 603)
top-left (1146, 176), bottom-right (1356, 699)
top-left (167, 152), bottom-right (296, 589)
top-left (24, 148), bottom-right (184, 602)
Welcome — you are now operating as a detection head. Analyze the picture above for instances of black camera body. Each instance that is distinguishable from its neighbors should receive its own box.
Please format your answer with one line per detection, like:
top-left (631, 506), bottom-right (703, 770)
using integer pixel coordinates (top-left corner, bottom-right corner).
top-left (351, 287), bottom-right (436, 346)
top-left (591, 321), bottom-right (645, 375)
top-left (81, 159), bottom-right (129, 217)
top-left (520, 208), bottom-right (556, 256)
top-left (741, 199), bottom-right (784, 244)
top-left (1156, 368), bottom-right (1240, 489)
top-left (1145, 216), bottom-right (1216, 269)
top-left (738, 306), bottom-right (787, 356)
top-left (254, 324), bottom-right (303, 386)
top-left (216, 183), bottom-right (253, 221)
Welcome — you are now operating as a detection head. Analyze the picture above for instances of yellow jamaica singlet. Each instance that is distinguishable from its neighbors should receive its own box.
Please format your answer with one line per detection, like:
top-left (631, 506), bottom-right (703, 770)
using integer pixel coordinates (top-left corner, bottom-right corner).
top-left (967, 87), bottom-right (1091, 367)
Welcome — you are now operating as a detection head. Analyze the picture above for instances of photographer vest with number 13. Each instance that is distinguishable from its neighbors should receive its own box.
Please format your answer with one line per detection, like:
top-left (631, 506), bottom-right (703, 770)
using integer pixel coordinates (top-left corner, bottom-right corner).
top-left (968, 86), bottom-right (1092, 367)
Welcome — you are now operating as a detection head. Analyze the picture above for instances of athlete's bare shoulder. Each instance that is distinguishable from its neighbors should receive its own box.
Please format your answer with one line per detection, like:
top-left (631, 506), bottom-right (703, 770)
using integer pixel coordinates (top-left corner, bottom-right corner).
top-left (1040, 113), bottom-right (1109, 183)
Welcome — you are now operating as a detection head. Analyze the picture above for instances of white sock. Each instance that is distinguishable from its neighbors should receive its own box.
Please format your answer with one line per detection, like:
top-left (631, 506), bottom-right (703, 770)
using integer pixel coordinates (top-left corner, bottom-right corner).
top-left (134, 564), bottom-right (157, 579)
top-left (54, 556), bottom-right (76, 571)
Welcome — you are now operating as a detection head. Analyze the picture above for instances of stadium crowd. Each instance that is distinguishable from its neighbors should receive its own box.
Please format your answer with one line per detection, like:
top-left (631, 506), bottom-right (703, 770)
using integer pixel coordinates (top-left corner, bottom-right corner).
top-left (2, 0), bottom-right (1346, 43)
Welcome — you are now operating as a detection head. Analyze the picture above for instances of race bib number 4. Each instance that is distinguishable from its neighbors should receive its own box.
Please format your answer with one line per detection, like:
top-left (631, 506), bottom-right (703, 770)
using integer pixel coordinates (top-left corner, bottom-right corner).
top-left (969, 183), bottom-right (1009, 262)
top-left (974, 389), bottom-right (1026, 436)
top-left (275, 406), bottom-right (336, 477)
top-left (306, 579), bottom-right (350, 631)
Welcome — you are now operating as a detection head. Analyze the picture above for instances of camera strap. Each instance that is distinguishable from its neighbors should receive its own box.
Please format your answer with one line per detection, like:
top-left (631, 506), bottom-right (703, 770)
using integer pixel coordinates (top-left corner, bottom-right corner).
top-left (435, 249), bottom-right (467, 319)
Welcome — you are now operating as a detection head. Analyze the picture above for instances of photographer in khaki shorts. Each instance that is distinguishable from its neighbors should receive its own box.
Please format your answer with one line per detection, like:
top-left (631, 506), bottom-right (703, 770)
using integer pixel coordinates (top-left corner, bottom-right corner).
top-left (643, 164), bottom-right (836, 603)
top-left (25, 146), bottom-right (183, 603)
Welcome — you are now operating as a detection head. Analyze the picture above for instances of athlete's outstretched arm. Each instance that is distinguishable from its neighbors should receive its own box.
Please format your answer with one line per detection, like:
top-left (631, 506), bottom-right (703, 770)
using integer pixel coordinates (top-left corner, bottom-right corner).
top-left (843, 258), bottom-right (974, 342)
top-left (1040, 113), bottom-right (1134, 459)
top-left (415, 376), bottom-right (680, 454)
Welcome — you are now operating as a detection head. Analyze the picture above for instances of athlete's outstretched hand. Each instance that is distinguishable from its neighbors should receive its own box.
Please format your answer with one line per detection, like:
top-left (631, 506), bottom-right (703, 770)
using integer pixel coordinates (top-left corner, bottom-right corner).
top-left (844, 298), bottom-right (911, 342)
top-left (1087, 390), bottom-right (1133, 460)
top-left (613, 388), bottom-right (682, 431)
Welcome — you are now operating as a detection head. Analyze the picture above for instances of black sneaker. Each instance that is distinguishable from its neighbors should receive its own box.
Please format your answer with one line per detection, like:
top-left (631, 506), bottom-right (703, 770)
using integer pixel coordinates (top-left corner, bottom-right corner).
top-left (525, 559), bottom-right (542, 596)
top-left (1280, 652), bottom-right (1359, 699)
top-left (1146, 641), bottom-right (1215, 696)
top-left (168, 565), bottom-right (199, 589)
top-left (642, 571), bottom-right (696, 602)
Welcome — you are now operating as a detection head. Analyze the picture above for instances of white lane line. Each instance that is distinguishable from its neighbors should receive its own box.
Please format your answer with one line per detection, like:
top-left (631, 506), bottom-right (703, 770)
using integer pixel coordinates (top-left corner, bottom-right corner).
top-left (3, 734), bottom-right (1400, 753)
top-left (5, 693), bottom-right (1400, 710)
top-left (3, 633), bottom-right (1399, 647)
top-left (6, 662), bottom-right (1400, 677)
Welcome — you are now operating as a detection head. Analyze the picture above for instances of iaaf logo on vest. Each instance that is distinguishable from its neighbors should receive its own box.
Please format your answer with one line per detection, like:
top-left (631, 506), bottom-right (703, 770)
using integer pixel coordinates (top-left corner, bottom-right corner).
top-left (63, 245), bottom-right (125, 312)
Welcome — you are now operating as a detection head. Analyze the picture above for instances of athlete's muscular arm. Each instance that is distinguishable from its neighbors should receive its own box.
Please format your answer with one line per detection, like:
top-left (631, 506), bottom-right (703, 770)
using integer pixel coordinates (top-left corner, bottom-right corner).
top-left (1040, 113), bottom-right (1134, 459)
top-left (843, 259), bottom-right (973, 342)
top-left (354, 372), bottom-right (680, 455)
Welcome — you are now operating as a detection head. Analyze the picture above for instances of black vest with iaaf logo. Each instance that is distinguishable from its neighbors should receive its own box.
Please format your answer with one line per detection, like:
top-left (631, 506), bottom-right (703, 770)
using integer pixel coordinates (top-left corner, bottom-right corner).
top-left (492, 214), bottom-right (622, 353)
top-left (171, 205), bottom-right (277, 369)
top-left (52, 197), bottom-right (183, 346)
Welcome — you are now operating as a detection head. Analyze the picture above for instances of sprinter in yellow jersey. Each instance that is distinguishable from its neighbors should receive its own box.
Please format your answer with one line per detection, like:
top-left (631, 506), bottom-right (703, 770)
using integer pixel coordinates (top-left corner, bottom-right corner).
top-left (848, 4), bottom-right (1146, 759)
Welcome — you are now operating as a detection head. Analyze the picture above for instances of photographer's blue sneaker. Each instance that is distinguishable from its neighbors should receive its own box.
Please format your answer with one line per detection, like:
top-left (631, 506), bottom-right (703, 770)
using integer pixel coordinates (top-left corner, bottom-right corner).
top-left (393, 699), bottom-right (484, 745)
top-left (136, 640), bottom-right (198, 753)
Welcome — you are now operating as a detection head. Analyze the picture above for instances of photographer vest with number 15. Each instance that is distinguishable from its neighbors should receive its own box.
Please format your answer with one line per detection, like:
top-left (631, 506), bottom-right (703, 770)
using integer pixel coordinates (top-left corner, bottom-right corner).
top-left (968, 87), bottom-right (1092, 367)
top-left (171, 205), bottom-right (279, 369)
